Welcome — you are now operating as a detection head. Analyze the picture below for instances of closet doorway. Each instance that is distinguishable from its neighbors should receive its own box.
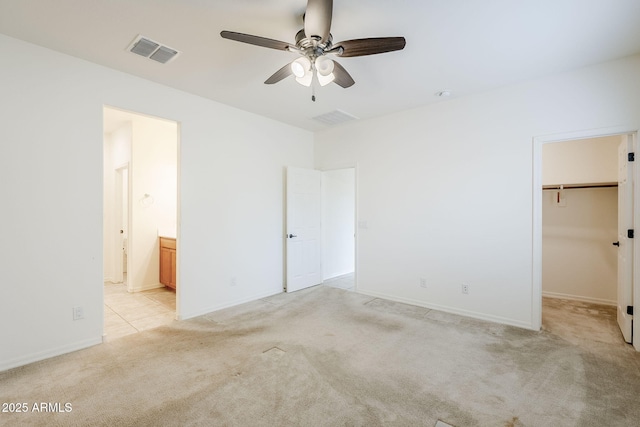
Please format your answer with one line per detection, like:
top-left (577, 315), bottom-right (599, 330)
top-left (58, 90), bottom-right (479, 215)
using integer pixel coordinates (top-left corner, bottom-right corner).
top-left (534, 131), bottom-right (637, 347)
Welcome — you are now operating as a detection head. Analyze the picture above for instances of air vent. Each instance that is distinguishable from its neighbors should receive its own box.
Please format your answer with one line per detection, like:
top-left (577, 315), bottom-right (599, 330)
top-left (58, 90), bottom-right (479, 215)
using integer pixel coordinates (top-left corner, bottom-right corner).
top-left (312, 110), bottom-right (358, 126)
top-left (150, 46), bottom-right (179, 64)
top-left (127, 35), bottom-right (180, 64)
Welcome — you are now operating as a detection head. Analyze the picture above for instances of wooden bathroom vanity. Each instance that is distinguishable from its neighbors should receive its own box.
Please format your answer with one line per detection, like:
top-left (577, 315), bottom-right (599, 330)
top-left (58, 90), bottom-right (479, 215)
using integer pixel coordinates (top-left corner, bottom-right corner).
top-left (159, 237), bottom-right (176, 289)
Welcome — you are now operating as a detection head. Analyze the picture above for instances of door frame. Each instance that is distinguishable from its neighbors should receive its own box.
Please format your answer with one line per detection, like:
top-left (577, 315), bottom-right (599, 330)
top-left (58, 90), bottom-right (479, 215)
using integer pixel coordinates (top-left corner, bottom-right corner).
top-left (532, 126), bottom-right (639, 349)
top-left (284, 164), bottom-right (359, 292)
top-left (319, 166), bottom-right (358, 291)
top-left (114, 163), bottom-right (130, 286)
top-left (103, 105), bottom-right (181, 321)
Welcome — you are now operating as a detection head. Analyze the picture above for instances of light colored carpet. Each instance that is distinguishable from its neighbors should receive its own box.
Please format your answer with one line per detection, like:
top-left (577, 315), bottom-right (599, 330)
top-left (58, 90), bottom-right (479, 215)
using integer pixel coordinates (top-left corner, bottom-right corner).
top-left (1, 287), bottom-right (639, 426)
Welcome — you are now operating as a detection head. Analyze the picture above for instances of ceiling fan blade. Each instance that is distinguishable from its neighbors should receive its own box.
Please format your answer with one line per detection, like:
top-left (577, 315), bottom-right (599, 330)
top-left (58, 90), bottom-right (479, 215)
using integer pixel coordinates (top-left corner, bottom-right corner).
top-left (333, 37), bottom-right (406, 57)
top-left (264, 63), bottom-right (293, 84)
top-left (304, 0), bottom-right (332, 42)
top-left (220, 31), bottom-right (293, 51)
top-left (332, 61), bottom-right (355, 88)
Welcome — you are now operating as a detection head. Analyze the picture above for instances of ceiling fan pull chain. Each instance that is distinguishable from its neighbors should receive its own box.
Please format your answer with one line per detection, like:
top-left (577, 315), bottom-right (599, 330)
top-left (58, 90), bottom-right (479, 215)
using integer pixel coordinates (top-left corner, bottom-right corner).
top-left (311, 82), bottom-right (316, 102)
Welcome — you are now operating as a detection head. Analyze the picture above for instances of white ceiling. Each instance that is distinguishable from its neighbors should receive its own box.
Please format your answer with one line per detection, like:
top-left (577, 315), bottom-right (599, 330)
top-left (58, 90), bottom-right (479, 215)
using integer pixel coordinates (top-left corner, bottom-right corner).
top-left (2, 0), bottom-right (640, 132)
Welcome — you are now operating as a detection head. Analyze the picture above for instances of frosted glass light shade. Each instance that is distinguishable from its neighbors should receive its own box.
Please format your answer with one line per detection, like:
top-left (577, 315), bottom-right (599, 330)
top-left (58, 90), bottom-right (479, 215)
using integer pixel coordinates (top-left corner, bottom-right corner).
top-left (315, 56), bottom-right (334, 76)
top-left (291, 57), bottom-right (311, 78)
top-left (315, 57), bottom-right (335, 86)
top-left (296, 73), bottom-right (313, 87)
top-left (317, 72), bottom-right (335, 86)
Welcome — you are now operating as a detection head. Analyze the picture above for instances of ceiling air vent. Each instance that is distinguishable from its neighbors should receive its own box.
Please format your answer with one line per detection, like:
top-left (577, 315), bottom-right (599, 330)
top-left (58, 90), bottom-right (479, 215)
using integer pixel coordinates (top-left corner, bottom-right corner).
top-left (127, 35), bottom-right (180, 64)
top-left (312, 110), bottom-right (358, 126)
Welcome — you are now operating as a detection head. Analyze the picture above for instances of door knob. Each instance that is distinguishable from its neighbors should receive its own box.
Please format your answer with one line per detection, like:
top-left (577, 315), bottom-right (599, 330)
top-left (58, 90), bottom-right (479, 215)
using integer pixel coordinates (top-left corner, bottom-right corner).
top-left (613, 241), bottom-right (620, 247)
top-left (288, 234), bottom-right (298, 238)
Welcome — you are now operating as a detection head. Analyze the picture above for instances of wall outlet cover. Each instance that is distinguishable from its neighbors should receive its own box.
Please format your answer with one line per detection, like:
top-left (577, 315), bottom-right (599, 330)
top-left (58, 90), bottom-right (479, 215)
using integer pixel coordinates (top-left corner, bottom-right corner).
top-left (73, 306), bottom-right (84, 320)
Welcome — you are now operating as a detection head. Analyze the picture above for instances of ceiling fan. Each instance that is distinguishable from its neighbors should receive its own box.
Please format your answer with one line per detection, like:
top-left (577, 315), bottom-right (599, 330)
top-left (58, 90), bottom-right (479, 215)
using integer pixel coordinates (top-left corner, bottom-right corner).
top-left (220, 0), bottom-right (406, 96)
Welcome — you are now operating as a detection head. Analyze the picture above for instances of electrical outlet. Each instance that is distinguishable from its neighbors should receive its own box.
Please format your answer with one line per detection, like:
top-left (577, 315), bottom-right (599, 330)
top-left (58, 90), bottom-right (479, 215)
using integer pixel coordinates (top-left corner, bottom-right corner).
top-left (419, 278), bottom-right (427, 288)
top-left (461, 284), bottom-right (469, 294)
top-left (73, 306), bottom-right (84, 320)
top-left (230, 277), bottom-right (237, 287)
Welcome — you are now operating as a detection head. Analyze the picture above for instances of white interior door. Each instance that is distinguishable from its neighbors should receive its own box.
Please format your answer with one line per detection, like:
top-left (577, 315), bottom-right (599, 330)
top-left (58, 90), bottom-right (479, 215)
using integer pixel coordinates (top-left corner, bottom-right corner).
top-left (617, 136), bottom-right (634, 343)
top-left (286, 166), bottom-right (322, 292)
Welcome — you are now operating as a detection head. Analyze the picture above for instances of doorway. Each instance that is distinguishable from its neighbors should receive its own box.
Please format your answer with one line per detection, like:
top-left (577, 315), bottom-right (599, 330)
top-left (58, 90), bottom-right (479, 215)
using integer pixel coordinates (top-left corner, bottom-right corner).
top-left (285, 166), bottom-right (357, 292)
top-left (322, 168), bottom-right (356, 291)
top-left (533, 128), bottom-right (638, 349)
top-left (103, 106), bottom-right (179, 340)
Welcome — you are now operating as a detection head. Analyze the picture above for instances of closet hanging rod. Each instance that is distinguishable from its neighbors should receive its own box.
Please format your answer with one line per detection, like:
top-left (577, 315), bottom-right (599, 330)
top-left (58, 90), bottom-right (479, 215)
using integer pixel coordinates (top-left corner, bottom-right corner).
top-left (542, 183), bottom-right (618, 190)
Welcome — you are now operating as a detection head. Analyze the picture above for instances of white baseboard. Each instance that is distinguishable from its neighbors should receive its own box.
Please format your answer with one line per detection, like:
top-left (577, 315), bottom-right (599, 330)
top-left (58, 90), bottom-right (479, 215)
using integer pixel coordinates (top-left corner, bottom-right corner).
top-left (129, 282), bottom-right (164, 292)
top-left (355, 289), bottom-right (535, 330)
top-left (323, 271), bottom-right (355, 281)
top-left (1, 337), bottom-right (103, 373)
top-left (542, 291), bottom-right (616, 306)
top-left (178, 288), bottom-right (283, 321)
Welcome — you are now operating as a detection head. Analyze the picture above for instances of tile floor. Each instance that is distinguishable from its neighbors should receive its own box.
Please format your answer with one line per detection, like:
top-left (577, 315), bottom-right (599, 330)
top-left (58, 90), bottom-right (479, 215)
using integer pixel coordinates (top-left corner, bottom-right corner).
top-left (322, 272), bottom-right (355, 291)
top-left (104, 282), bottom-right (176, 341)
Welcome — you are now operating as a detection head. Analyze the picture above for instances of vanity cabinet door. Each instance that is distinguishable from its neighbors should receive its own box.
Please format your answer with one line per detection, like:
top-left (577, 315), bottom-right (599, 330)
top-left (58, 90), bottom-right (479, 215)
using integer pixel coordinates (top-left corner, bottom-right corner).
top-left (159, 238), bottom-right (176, 289)
top-left (169, 250), bottom-right (176, 288)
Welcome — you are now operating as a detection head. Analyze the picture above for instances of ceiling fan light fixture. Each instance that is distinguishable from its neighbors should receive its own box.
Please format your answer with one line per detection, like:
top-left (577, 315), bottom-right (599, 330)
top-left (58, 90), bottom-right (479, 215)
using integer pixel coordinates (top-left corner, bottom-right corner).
top-left (296, 73), bottom-right (313, 87)
top-left (291, 57), bottom-right (311, 78)
top-left (317, 71), bottom-right (335, 86)
top-left (315, 56), bottom-right (335, 86)
top-left (315, 56), bottom-right (334, 76)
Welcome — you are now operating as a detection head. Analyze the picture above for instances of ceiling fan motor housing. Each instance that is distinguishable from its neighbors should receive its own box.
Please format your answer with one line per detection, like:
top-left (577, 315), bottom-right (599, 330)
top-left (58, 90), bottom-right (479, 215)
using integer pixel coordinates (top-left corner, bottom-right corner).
top-left (295, 29), bottom-right (333, 57)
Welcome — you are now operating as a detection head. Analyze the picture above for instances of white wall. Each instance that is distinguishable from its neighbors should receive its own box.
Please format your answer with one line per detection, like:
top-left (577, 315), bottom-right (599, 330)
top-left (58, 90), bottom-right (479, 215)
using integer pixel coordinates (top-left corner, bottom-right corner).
top-left (542, 135), bottom-right (621, 186)
top-left (321, 169), bottom-right (355, 280)
top-left (542, 187), bottom-right (617, 304)
top-left (315, 54), bottom-right (640, 329)
top-left (0, 34), bottom-right (313, 371)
